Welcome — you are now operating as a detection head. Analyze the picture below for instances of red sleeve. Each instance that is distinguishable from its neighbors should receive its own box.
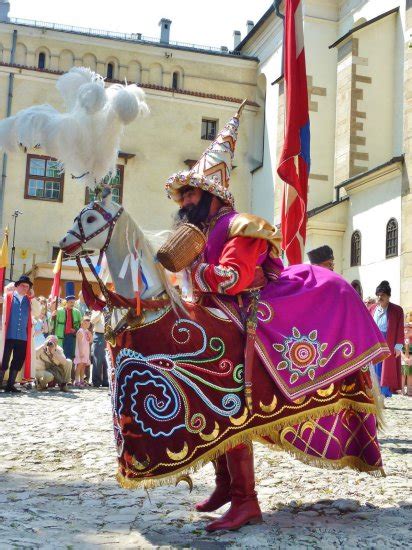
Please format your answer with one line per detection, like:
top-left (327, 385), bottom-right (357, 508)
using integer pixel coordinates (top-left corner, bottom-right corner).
top-left (193, 237), bottom-right (268, 295)
top-left (396, 306), bottom-right (405, 346)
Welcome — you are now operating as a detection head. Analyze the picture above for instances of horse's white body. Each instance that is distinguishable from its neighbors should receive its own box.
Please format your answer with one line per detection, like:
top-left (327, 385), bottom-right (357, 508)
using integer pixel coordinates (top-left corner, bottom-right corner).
top-left (60, 195), bottom-right (229, 327)
top-left (59, 195), bottom-right (175, 325)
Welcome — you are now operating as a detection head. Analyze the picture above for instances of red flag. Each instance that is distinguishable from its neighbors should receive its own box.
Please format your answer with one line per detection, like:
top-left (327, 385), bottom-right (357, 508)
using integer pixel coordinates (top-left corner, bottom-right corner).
top-left (277, 0), bottom-right (310, 264)
top-left (0, 228), bottom-right (9, 293)
top-left (50, 249), bottom-right (63, 300)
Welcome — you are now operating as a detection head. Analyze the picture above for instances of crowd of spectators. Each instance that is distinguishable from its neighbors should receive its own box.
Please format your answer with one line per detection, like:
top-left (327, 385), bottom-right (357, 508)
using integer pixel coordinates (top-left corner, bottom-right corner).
top-left (0, 278), bottom-right (108, 393)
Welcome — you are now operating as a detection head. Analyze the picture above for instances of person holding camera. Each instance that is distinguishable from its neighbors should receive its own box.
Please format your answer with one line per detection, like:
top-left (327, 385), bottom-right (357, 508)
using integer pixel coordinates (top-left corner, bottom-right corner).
top-left (35, 335), bottom-right (72, 392)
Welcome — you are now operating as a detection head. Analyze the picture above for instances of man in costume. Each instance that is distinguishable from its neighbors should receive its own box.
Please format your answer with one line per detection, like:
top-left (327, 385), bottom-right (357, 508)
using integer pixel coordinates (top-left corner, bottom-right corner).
top-left (52, 282), bottom-right (82, 376)
top-left (0, 276), bottom-right (41, 392)
top-left (307, 245), bottom-right (334, 271)
top-left (165, 104), bottom-right (388, 531)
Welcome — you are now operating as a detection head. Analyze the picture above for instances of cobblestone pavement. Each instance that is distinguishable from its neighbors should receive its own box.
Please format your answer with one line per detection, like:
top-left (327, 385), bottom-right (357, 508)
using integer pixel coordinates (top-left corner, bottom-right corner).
top-left (0, 388), bottom-right (411, 549)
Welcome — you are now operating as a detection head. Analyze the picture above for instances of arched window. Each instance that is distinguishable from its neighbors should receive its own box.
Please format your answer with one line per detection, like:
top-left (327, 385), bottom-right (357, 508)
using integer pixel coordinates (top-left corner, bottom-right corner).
top-left (350, 231), bottom-right (361, 267)
top-left (172, 71), bottom-right (179, 90)
top-left (351, 280), bottom-right (363, 298)
top-left (107, 62), bottom-right (114, 80)
top-left (38, 52), bottom-right (46, 69)
top-left (386, 218), bottom-right (398, 258)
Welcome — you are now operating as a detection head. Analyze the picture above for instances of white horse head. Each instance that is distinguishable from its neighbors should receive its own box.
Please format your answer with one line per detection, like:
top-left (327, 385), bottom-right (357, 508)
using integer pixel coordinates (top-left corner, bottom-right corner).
top-left (60, 190), bottom-right (177, 306)
top-left (59, 191), bottom-right (120, 256)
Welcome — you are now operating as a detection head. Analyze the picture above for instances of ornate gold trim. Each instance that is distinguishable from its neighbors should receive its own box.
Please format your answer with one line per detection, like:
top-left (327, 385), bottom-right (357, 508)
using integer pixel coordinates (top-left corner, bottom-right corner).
top-left (116, 399), bottom-right (383, 489)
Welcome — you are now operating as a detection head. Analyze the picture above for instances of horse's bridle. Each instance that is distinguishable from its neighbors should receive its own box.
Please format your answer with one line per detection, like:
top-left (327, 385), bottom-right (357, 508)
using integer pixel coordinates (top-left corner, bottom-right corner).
top-left (68, 202), bottom-right (124, 263)
top-left (69, 201), bottom-right (170, 324)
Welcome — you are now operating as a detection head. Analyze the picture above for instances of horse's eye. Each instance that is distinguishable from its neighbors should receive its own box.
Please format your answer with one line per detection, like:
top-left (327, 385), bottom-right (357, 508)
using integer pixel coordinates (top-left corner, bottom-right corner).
top-left (86, 215), bottom-right (96, 224)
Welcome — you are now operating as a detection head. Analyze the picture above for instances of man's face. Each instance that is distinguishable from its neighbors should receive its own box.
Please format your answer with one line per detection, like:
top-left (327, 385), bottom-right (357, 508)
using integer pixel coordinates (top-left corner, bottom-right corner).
top-left (46, 341), bottom-right (56, 352)
top-left (66, 299), bottom-right (75, 309)
top-left (15, 282), bottom-right (30, 295)
top-left (175, 188), bottom-right (213, 228)
top-left (181, 187), bottom-right (203, 208)
top-left (319, 259), bottom-right (334, 271)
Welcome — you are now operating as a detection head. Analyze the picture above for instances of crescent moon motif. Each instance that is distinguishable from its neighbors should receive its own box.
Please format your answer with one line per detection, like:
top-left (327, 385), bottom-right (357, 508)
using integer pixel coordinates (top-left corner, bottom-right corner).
top-left (280, 426), bottom-right (297, 444)
top-left (175, 474), bottom-right (193, 492)
top-left (166, 442), bottom-right (189, 461)
top-left (131, 454), bottom-right (150, 471)
top-left (301, 421), bottom-right (316, 435)
top-left (341, 382), bottom-right (356, 393)
top-left (316, 383), bottom-right (335, 397)
top-left (199, 421), bottom-right (220, 441)
top-left (229, 406), bottom-right (249, 426)
top-left (293, 396), bottom-right (306, 405)
top-left (259, 395), bottom-right (278, 413)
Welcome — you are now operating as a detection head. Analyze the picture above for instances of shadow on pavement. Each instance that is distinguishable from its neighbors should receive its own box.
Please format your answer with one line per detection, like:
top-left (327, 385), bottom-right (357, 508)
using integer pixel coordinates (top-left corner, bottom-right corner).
top-left (0, 472), bottom-right (410, 548)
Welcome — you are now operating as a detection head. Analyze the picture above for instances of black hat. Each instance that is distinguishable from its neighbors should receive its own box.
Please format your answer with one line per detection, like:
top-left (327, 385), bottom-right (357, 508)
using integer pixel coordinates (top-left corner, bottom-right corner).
top-left (376, 280), bottom-right (391, 296)
top-left (307, 245), bottom-right (334, 265)
top-left (14, 275), bottom-right (33, 288)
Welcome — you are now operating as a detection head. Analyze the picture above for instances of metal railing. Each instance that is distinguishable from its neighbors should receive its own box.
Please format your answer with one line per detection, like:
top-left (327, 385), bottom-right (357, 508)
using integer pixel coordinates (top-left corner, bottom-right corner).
top-left (8, 17), bottom-right (235, 55)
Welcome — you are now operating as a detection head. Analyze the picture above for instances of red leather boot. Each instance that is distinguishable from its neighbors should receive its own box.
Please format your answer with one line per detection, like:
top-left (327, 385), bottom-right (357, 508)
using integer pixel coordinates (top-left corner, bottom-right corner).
top-left (196, 454), bottom-right (231, 512)
top-left (205, 444), bottom-right (262, 532)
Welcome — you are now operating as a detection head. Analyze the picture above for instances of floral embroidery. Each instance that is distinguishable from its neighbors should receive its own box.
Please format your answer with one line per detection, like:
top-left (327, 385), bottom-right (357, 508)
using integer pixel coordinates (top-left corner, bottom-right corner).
top-left (273, 327), bottom-right (355, 385)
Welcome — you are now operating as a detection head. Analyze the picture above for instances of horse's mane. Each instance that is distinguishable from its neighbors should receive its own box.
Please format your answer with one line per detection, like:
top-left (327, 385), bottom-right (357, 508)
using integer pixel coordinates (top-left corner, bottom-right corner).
top-left (119, 208), bottom-right (185, 314)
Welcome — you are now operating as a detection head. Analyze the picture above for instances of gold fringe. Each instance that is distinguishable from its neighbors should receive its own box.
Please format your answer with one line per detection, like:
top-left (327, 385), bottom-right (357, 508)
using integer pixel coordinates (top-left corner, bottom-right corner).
top-left (116, 399), bottom-right (384, 490)
top-left (369, 365), bottom-right (386, 431)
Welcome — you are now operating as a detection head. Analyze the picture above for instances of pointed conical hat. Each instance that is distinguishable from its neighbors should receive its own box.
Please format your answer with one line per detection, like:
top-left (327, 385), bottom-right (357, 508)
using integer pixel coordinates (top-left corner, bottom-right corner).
top-left (165, 101), bottom-right (247, 207)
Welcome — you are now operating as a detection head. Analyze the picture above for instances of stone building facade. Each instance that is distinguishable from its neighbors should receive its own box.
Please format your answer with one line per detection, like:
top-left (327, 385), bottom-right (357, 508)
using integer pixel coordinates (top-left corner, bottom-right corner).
top-left (0, 1), bottom-right (258, 276)
top-left (0, 0), bottom-right (410, 312)
top-left (237, 0), bottom-right (410, 311)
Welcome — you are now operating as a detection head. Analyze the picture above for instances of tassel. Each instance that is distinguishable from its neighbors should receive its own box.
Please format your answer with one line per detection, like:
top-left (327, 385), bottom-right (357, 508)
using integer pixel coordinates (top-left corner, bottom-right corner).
top-left (118, 254), bottom-right (130, 280)
top-left (130, 253), bottom-right (141, 316)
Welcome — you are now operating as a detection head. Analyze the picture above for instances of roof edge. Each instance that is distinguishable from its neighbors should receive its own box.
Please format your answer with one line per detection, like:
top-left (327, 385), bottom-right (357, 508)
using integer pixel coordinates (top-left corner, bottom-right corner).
top-left (329, 7), bottom-right (399, 49)
top-left (234, 4), bottom-right (275, 52)
top-left (335, 155), bottom-right (404, 189)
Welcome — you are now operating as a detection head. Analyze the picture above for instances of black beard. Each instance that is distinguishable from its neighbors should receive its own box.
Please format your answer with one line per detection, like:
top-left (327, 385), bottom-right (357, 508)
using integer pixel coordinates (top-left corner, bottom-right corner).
top-left (174, 192), bottom-right (213, 229)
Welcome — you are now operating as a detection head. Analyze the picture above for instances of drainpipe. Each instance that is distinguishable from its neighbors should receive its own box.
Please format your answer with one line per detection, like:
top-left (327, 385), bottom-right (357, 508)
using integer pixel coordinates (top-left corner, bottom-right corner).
top-left (0, 28), bottom-right (17, 228)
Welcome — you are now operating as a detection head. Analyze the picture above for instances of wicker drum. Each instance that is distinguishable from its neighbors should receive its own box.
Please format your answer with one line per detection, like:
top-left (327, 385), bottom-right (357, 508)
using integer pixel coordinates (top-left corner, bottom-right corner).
top-left (156, 223), bottom-right (206, 272)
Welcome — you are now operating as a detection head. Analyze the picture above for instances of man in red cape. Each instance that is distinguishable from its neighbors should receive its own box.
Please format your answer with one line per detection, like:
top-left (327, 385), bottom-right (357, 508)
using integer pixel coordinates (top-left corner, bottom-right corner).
top-left (0, 275), bottom-right (41, 392)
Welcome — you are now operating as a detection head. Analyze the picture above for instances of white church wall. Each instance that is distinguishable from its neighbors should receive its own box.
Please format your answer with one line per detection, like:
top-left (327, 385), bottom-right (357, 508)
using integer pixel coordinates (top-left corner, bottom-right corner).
top-left (342, 175), bottom-right (402, 303)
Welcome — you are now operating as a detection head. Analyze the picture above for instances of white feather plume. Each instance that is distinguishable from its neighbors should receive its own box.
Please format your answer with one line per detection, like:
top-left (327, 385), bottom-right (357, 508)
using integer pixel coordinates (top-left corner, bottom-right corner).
top-left (0, 67), bottom-right (150, 188)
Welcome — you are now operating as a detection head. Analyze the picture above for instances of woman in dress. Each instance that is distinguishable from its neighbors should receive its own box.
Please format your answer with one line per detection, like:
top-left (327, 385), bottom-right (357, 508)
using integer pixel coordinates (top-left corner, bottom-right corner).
top-left (369, 281), bottom-right (404, 397)
top-left (73, 317), bottom-right (92, 388)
